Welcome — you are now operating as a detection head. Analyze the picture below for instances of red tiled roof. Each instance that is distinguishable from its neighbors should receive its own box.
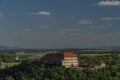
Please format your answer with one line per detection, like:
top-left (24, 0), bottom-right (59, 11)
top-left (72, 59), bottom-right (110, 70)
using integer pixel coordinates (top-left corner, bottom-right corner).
top-left (88, 61), bottom-right (105, 65)
top-left (63, 52), bottom-right (77, 58)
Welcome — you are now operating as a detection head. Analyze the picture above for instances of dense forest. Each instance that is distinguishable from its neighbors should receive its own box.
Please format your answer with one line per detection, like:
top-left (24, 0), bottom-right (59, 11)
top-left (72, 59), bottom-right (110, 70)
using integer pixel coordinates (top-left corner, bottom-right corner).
top-left (0, 54), bottom-right (120, 80)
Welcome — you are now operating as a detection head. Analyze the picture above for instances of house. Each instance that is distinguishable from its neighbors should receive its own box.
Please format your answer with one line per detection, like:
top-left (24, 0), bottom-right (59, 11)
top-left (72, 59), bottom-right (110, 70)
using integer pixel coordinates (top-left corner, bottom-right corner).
top-left (88, 61), bottom-right (106, 69)
top-left (62, 52), bottom-right (78, 68)
top-left (41, 52), bottom-right (78, 68)
top-left (78, 61), bottom-right (106, 69)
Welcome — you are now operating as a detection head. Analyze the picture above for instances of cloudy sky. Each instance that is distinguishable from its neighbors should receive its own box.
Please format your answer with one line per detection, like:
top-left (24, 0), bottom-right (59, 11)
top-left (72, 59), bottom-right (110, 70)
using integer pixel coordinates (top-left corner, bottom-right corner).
top-left (0, 0), bottom-right (120, 48)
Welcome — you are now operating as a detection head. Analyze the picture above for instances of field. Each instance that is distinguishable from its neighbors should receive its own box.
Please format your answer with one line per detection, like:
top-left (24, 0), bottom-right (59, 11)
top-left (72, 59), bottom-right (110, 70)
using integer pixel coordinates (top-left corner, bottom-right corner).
top-left (0, 52), bottom-right (47, 69)
top-left (3, 62), bottom-right (21, 68)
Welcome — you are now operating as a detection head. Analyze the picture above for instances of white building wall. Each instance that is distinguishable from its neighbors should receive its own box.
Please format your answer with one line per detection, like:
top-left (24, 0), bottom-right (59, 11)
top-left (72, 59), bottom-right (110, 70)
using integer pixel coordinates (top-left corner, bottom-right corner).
top-left (62, 57), bottom-right (78, 68)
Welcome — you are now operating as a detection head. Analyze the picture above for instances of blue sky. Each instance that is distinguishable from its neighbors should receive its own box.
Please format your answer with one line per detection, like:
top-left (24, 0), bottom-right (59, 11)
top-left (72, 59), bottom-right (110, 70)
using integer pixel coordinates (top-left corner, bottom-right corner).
top-left (0, 0), bottom-right (120, 48)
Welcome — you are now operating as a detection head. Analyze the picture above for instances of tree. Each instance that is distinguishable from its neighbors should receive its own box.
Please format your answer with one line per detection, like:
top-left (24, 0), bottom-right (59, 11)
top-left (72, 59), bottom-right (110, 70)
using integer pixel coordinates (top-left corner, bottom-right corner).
top-left (5, 76), bottom-right (14, 80)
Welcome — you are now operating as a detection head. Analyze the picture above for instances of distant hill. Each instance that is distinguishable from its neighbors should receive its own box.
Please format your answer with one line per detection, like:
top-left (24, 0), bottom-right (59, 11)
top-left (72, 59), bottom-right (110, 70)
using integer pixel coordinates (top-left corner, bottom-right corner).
top-left (0, 45), bottom-right (120, 51)
top-left (109, 46), bottom-right (120, 49)
top-left (97, 46), bottom-right (120, 49)
top-left (0, 46), bottom-right (22, 50)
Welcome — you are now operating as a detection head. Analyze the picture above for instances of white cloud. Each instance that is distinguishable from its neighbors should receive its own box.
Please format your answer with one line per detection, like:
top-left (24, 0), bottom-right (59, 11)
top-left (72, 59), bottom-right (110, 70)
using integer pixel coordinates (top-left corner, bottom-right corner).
top-left (100, 17), bottom-right (120, 21)
top-left (0, 12), bottom-right (5, 17)
top-left (99, 24), bottom-right (113, 29)
top-left (30, 11), bottom-right (51, 16)
top-left (88, 26), bottom-right (96, 28)
top-left (36, 26), bottom-right (52, 29)
top-left (12, 32), bottom-right (17, 35)
top-left (23, 28), bottom-right (31, 31)
top-left (97, 1), bottom-right (120, 6)
top-left (60, 29), bottom-right (81, 32)
top-left (59, 28), bottom-right (81, 34)
top-left (100, 17), bottom-right (113, 21)
top-left (89, 24), bottom-right (112, 29)
top-left (78, 19), bottom-right (92, 25)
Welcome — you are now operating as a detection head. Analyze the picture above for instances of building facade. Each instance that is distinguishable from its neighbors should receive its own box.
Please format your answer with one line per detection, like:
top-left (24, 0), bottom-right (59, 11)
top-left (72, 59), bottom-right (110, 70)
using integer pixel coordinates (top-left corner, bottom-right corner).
top-left (41, 52), bottom-right (78, 68)
top-left (62, 52), bottom-right (78, 68)
top-left (89, 61), bottom-right (106, 69)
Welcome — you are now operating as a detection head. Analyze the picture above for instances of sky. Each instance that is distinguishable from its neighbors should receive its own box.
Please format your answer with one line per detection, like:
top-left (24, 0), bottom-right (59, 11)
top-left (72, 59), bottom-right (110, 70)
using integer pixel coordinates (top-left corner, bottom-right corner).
top-left (0, 0), bottom-right (120, 48)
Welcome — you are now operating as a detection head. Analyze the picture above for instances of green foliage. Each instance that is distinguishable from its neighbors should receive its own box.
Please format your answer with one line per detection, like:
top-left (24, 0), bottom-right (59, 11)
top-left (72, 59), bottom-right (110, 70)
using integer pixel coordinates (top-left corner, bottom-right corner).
top-left (0, 54), bottom-right (120, 80)
top-left (0, 54), bottom-right (33, 62)
top-left (5, 76), bottom-right (14, 80)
